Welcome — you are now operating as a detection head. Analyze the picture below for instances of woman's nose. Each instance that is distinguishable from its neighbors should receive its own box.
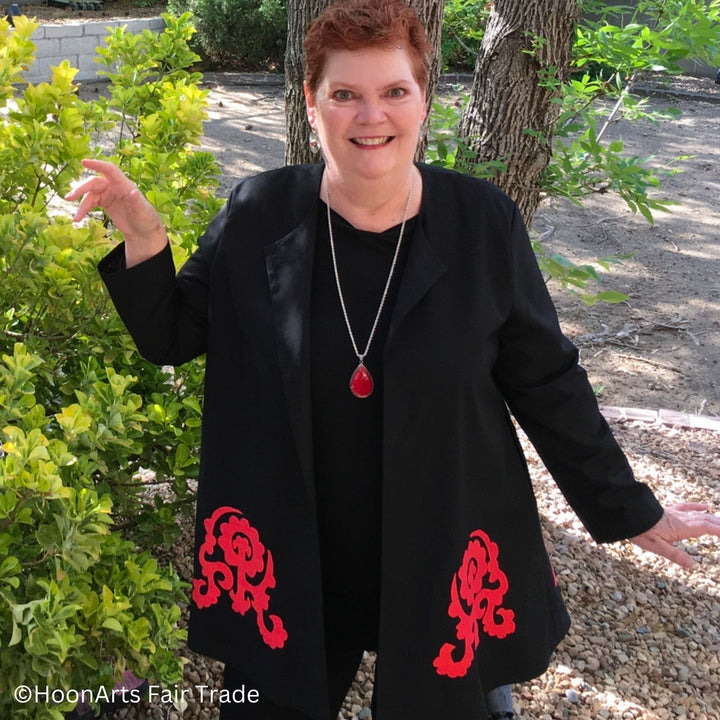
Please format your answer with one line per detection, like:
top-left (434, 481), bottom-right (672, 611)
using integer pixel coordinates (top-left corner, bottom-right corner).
top-left (356, 98), bottom-right (386, 124)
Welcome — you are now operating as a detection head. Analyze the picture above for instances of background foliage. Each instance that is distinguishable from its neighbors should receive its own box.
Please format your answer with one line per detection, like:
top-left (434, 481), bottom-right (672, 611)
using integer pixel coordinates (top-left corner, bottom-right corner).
top-left (167, 0), bottom-right (287, 70)
top-left (0, 14), bottom-right (222, 719)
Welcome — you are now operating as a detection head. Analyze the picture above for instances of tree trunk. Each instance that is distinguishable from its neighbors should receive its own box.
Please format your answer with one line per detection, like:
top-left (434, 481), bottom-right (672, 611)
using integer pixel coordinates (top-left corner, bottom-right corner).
top-left (284, 0), bottom-right (334, 166)
top-left (412, 0), bottom-right (445, 161)
top-left (459, 0), bottom-right (580, 224)
top-left (284, 0), bottom-right (445, 166)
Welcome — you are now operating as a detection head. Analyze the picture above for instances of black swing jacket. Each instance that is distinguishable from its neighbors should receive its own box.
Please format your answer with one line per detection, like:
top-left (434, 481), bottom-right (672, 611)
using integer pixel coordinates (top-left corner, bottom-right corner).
top-left (99, 162), bottom-right (663, 720)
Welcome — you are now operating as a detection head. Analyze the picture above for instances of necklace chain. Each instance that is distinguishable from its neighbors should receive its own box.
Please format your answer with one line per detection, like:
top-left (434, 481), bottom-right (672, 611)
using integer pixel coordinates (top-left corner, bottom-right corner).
top-left (325, 175), bottom-right (415, 366)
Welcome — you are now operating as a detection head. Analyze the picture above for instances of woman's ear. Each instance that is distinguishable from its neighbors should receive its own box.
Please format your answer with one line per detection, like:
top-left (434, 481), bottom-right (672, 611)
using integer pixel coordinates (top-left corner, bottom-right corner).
top-left (303, 82), bottom-right (316, 128)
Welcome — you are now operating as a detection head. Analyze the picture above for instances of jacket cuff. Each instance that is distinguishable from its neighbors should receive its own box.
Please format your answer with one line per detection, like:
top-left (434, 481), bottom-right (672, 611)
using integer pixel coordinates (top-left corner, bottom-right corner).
top-left (98, 241), bottom-right (174, 281)
top-left (583, 484), bottom-right (664, 544)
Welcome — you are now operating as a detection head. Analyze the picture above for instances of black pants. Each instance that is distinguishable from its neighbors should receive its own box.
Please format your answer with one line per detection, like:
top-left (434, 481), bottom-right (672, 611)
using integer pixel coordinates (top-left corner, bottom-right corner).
top-left (220, 645), bottom-right (366, 720)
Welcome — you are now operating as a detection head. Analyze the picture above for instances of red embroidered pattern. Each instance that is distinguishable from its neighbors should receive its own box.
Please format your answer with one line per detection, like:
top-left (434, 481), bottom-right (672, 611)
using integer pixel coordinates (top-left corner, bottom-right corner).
top-left (192, 506), bottom-right (288, 649)
top-left (433, 529), bottom-right (516, 678)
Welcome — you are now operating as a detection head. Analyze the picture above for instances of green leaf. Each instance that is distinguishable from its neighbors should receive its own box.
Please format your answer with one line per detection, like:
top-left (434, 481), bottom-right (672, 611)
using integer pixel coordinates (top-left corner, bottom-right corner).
top-left (101, 618), bottom-right (124, 633)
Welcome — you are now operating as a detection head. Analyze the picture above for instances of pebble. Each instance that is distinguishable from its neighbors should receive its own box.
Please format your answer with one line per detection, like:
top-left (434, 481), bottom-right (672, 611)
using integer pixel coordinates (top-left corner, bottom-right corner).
top-left (565, 689), bottom-right (580, 704)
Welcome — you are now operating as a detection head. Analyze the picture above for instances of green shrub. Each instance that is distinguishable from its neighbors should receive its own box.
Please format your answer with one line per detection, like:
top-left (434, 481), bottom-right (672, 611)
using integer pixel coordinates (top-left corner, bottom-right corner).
top-left (167, 0), bottom-right (287, 70)
top-left (441, 0), bottom-right (489, 71)
top-left (0, 14), bottom-right (223, 718)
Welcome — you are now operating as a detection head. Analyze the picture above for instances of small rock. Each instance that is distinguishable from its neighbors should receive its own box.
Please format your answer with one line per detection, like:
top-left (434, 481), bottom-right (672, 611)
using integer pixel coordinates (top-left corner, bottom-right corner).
top-left (358, 708), bottom-right (372, 719)
top-left (565, 688), bottom-right (580, 704)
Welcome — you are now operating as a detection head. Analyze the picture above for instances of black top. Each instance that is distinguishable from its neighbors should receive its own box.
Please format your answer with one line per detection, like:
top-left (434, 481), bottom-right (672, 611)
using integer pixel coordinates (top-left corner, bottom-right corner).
top-left (311, 201), bottom-right (417, 648)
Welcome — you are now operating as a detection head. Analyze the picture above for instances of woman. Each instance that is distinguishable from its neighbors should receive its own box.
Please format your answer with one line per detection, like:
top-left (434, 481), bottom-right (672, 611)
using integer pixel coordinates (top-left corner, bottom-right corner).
top-left (66, 1), bottom-right (720, 719)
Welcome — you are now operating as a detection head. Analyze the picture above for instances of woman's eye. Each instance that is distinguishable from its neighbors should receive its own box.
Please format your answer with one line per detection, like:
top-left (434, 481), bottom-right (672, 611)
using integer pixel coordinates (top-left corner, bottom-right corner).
top-left (388, 87), bottom-right (407, 98)
top-left (333, 90), bottom-right (353, 101)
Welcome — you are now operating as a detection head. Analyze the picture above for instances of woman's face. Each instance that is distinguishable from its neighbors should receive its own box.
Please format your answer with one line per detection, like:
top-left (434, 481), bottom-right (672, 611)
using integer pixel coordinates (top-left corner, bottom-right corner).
top-left (304, 45), bottom-right (427, 185)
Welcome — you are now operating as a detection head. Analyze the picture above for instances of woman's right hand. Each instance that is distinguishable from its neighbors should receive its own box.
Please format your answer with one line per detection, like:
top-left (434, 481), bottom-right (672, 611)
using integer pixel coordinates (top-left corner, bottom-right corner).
top-left (65, 158), bottom-right (168, 268)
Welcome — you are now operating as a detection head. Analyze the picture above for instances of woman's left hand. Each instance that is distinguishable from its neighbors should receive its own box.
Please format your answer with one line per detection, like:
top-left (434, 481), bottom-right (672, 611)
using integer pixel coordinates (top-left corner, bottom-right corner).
top-left (630, 503), bottom-right (720, 569)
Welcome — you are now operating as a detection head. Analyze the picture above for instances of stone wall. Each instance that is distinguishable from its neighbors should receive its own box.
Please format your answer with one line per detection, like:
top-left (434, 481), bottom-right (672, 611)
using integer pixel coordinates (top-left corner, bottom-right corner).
top-left (24, 17), bottom-right (165, 84)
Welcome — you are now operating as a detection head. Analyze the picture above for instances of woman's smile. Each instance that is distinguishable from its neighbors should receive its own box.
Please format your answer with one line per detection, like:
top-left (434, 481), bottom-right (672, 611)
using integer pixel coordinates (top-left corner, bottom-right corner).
top-left (351, 136), bottom-right (393, 147)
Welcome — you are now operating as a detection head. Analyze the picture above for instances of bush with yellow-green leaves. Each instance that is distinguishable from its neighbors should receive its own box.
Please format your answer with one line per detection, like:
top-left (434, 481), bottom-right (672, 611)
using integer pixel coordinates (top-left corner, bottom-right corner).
top-left (0, 14), bottom-right (223, 719)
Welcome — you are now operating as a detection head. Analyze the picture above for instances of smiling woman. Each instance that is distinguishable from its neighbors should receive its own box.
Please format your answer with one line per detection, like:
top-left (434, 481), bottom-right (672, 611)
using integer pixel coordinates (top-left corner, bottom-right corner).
top-left (63, 1), bottom-right (720, 719)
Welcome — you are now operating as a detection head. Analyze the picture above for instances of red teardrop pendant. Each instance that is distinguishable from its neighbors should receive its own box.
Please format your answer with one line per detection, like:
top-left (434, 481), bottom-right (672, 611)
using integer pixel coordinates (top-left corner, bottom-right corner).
top-left (350, 363), bottom-right (374, 398)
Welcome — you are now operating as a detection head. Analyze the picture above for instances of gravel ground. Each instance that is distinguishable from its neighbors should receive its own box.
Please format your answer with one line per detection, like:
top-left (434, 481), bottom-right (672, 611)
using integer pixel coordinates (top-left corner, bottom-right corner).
top-left (107, 417), bottom-right (720, 720)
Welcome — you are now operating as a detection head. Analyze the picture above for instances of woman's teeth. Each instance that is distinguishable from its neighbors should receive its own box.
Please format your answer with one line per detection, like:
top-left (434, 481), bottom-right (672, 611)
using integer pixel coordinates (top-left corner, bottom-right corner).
top-left (352, 137), bottom-right (391, 145)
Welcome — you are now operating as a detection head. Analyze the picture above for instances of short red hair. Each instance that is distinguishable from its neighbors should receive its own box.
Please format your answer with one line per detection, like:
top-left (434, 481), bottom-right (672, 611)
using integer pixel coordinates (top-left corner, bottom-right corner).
top-left (304, 0), bottom-right (430, 95)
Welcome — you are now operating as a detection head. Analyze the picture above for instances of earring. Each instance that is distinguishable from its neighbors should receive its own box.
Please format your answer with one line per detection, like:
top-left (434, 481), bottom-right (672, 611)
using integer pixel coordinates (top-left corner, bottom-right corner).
top-left (309, 130), bottom-right (321, 155)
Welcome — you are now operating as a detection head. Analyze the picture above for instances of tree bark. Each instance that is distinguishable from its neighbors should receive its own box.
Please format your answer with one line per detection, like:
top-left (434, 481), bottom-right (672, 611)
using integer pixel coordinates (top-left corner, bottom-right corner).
top-left (412, 0), bottom-right (445, 161)
top-left (459, 0), bottom-right (580, 224)
top-left (284, 0), bottom-right (334, 166)
top-left (284, 0), bottom-right (445, 166)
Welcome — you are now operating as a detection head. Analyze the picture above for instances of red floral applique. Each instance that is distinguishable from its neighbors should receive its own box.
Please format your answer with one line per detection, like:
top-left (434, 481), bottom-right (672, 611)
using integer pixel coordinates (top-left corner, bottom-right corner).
top-left (433, 529), bottom-right (516, 678)
top-left (192, 506), bottom-right (288, 649)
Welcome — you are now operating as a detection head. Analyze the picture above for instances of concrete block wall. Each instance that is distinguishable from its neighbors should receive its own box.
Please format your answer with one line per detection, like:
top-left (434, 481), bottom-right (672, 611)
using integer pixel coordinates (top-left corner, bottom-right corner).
top-left (24, 17), bottom-right (165, 84)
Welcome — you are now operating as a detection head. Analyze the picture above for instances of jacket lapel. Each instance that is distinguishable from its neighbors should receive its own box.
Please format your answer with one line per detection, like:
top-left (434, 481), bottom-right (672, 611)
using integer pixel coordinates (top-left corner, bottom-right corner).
top-left (264, 193), bottom-right (320, 505)
top-left (388, 169), bottom-right (447, 340)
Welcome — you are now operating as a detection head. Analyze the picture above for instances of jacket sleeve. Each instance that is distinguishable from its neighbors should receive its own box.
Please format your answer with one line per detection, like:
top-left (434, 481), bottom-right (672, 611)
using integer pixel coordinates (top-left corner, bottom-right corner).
top-left (98, 202), bottom-right (229, 367)
top-left (492, 206), bottom-right (663, 543)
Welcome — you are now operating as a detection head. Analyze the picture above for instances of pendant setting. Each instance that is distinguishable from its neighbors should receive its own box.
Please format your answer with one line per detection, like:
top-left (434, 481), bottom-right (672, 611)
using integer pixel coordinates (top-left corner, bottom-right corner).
top-left (350, 363), bottom-right (374, 399)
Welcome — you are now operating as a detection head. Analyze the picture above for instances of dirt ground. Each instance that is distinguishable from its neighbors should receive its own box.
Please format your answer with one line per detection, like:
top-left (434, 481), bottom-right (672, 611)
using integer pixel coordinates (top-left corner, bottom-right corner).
top-left (541, 81), bottom-right (720, 420)
top-left (15, 0), bottom-right (167, 22)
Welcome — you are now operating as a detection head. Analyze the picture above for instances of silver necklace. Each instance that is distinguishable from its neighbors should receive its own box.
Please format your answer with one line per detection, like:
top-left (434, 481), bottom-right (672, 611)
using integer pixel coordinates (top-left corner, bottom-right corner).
top-left (325, 175), bottom-right (415, 398)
